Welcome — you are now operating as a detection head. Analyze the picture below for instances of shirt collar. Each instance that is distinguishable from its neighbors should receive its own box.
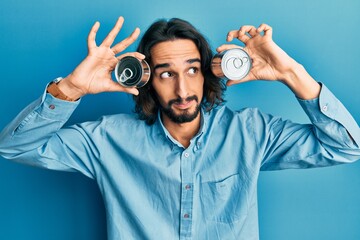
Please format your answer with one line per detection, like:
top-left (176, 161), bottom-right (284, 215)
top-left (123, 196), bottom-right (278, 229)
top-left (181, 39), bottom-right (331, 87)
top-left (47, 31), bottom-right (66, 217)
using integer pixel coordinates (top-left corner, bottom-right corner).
top-left (156, 106), bottom-right (209, 149)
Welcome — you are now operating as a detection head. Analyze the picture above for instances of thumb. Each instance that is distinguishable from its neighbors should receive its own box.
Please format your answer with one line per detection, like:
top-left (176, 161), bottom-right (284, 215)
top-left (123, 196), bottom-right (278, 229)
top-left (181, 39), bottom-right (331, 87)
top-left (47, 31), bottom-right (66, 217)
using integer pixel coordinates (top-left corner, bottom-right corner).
top-left (105, 80), bottom-right (140, 95)
top-left (226, 71), bottom-right (255, 86)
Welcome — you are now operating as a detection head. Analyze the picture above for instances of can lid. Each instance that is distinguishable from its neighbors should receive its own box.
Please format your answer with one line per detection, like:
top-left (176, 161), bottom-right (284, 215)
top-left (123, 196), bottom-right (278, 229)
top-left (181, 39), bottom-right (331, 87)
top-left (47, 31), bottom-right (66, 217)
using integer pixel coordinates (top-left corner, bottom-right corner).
top-left (115, 56), bottom-right (143, 87)
top-left (222, 48), bottom-right (251, 80)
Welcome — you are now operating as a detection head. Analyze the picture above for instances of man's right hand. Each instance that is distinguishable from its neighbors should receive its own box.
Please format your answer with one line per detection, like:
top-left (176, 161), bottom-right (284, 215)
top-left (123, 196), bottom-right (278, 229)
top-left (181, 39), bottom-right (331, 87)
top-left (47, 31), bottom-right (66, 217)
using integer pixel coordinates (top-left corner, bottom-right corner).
top-left (57, 16), bottom-right (143, 100)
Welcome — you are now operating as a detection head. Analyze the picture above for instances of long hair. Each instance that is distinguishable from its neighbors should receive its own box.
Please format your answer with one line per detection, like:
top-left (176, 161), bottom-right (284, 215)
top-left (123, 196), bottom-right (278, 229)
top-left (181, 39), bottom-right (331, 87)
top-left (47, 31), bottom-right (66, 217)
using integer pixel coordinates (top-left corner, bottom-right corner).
top-left (134, 18), bottom-right (226, 125)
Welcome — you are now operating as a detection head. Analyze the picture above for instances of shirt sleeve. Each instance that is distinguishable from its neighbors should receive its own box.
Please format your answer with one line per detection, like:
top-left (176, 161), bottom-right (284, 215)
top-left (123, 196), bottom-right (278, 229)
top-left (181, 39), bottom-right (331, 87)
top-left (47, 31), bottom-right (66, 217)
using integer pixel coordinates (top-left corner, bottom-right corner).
top-left (299, 84), bottom-right (360, 146)
top-left (0, 85), bottom-right (98, 179)
top-left (259, 83), bottom-right (360, 171)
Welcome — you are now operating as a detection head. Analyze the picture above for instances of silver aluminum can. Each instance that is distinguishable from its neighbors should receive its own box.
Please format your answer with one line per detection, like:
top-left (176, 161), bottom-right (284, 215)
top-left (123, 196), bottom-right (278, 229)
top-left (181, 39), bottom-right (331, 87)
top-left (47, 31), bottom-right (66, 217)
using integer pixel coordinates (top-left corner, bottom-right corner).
top-left (115, 56), bottom-right (151, 88)
top-left (211, 48), bottom-right (251, 80)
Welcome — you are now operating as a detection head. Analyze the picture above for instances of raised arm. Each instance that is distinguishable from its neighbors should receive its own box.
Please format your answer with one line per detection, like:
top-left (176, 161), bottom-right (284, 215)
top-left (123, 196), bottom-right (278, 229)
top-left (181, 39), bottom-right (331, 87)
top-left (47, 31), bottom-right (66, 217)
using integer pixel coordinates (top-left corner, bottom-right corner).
top-left (217, 23), bottom-right (360, 169)
top-left (0, 17), bottom-right (141, 177)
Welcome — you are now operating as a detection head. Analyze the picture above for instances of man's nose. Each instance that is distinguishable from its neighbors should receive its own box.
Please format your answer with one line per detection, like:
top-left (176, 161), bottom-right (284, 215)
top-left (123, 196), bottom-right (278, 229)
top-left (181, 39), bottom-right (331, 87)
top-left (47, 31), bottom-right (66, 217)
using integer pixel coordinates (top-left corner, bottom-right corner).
top-left (175, 74), bottom-right (189, 99)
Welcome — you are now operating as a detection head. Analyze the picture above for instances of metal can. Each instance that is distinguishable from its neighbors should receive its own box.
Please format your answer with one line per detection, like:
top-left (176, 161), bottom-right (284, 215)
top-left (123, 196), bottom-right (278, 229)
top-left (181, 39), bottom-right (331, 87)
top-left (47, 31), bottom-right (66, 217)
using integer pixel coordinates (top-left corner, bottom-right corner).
top-left (211, 48), bottom-right (251, 80)
top-left (115, 56), bottom-right (151, 88)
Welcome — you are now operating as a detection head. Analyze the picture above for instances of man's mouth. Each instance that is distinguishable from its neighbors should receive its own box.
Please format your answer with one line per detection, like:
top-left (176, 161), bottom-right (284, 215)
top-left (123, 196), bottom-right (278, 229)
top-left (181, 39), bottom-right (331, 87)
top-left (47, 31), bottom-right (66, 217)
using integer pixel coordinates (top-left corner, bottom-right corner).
top-left (173, 100), bottom-right (195, 109)
top-left (169, 96), bottom-right (198, 110)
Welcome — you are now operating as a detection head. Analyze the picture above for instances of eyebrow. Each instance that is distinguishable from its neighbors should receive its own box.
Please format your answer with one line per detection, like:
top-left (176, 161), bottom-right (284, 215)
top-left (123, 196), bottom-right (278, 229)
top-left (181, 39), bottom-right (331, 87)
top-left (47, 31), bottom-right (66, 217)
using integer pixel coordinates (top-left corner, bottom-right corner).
top-left (153, 58), bottom-right (201, 71)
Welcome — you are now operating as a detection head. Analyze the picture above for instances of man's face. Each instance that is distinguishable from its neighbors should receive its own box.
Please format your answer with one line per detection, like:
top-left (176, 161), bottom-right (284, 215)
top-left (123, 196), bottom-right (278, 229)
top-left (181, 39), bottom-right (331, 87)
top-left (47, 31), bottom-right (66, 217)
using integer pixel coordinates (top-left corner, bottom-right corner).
top-left (150, 39), bottom-right (204, 124)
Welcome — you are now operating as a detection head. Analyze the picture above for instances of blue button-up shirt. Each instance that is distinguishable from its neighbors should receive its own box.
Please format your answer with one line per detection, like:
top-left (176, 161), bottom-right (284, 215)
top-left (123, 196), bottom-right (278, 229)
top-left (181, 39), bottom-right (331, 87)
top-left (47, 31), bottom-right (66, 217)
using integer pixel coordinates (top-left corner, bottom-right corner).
top-left (0, 84), bottom-right (359, 240)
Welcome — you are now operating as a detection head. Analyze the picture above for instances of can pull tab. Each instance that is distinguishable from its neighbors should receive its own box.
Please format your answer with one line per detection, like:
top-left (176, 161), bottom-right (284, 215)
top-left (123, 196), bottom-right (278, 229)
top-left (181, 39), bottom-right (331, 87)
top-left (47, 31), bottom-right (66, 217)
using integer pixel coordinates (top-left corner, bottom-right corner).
top-left (233, 57), bottom-right (243, 69)
top-left (232, 57), bottom-right (249, 69)
top-left (119, 68), bottom-right (134, 83)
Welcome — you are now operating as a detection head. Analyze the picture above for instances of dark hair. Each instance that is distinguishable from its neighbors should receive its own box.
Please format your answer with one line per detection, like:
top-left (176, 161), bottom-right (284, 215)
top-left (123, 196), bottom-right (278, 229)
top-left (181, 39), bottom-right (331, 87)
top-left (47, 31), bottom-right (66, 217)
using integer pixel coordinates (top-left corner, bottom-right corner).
top-left (134, 18), bottom-right (226, 125)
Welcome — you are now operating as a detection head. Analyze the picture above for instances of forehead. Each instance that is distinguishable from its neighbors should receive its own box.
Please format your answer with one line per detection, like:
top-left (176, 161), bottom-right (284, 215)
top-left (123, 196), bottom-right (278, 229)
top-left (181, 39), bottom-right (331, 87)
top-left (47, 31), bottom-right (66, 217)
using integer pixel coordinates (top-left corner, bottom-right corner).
top-left (150, 39), bottom-right (200, 66)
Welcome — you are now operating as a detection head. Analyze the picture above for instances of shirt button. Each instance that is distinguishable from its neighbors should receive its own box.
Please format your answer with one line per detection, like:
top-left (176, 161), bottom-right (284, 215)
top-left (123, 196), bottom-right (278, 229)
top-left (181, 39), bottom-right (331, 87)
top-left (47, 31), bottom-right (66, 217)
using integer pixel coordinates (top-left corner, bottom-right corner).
top-left (49, 104), bottom-right (55, 110)
top-left (322, 105), bottom-right (328, 111)
top-left (183, 213), bottom-right (190, 218)
top-left (185, 184), bottom-right (191, 190)
top-left (184, 152), bottom-right (189, 158)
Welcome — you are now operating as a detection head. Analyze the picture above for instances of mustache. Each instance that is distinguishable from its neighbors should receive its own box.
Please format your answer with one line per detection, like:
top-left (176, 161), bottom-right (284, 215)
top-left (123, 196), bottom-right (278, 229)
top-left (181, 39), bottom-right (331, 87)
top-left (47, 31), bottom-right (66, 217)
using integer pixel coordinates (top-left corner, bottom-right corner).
top-left (168, 95), bottom-right (199, 106)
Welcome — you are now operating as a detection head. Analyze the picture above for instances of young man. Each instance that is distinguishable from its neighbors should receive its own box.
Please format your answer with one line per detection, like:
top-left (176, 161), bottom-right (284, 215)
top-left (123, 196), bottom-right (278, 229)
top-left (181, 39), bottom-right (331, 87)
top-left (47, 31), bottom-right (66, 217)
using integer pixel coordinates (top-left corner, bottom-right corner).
top-left (0, 16), bottom-right (359, 239)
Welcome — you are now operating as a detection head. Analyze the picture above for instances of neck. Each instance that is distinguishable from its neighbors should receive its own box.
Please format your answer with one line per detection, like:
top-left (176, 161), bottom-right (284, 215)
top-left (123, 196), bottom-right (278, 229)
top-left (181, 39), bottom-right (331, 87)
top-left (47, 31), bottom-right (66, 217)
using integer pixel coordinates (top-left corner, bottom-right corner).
top-left (161, 112), bottom-right (201, 148)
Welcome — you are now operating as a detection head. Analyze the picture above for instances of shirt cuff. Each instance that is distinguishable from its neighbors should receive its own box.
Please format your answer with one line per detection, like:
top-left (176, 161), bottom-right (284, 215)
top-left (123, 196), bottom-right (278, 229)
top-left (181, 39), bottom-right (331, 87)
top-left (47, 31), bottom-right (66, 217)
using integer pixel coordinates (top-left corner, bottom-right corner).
top-left (35, 84), bottom-right (80, 121)
top-left (297, 83), bottom-right (360, 146)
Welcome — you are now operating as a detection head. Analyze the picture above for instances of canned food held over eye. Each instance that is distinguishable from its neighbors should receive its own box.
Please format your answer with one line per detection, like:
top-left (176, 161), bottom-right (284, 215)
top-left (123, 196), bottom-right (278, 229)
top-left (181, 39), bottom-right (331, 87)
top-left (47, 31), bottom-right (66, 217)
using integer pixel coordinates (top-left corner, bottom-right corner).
top-left (115, 56), bottom-right (151, 88)
top-left (211, 48), bottom-right (252, 80)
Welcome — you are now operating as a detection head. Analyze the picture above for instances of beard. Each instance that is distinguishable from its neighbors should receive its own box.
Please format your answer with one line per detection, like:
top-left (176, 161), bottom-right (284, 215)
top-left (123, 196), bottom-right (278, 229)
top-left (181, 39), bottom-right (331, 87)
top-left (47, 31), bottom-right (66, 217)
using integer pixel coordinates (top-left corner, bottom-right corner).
top-left (161, 95), bottom-right (201, 124)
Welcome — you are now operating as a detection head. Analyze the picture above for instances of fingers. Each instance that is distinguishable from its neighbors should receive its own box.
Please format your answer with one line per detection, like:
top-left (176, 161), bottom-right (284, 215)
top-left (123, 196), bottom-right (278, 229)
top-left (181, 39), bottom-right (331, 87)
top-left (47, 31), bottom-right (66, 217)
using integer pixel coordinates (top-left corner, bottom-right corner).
top-left (101, 16), bottom-right (125, 47)
top-left (117, 51), bottom-right (145, 61)
top-left (227, 25), bottom-right (258, 43)
top-left (111, 27), bottom-right (141, 55)
top-left (87, 17), bottom-right (141, 56)
top-left (87, 21), bottom-right (100, 49)
top-left (226, 23), bottom-right (272, 44)
top-left (216, 44), bottom-right (242, 53)
top-left (257, 23), bottom-right (272, 37)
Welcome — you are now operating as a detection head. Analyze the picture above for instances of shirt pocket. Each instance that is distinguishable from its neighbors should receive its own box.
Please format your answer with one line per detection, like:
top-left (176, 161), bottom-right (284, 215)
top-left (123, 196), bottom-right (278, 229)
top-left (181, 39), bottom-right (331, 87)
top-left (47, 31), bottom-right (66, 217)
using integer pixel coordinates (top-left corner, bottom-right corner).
top-left (200, 173), bottom-right (249, 223)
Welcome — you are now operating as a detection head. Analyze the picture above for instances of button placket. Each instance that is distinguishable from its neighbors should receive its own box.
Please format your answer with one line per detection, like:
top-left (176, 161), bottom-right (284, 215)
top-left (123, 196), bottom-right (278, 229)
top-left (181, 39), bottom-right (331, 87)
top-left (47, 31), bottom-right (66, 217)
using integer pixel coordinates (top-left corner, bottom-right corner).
top-left (179, 150), bottom-right (194, 239)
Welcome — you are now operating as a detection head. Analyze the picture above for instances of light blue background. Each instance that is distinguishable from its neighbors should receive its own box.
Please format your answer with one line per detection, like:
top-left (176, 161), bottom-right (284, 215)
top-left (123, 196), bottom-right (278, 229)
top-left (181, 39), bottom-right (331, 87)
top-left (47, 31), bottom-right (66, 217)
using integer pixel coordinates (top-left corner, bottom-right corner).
top-left (0, 0), bottom-right (359, 239)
